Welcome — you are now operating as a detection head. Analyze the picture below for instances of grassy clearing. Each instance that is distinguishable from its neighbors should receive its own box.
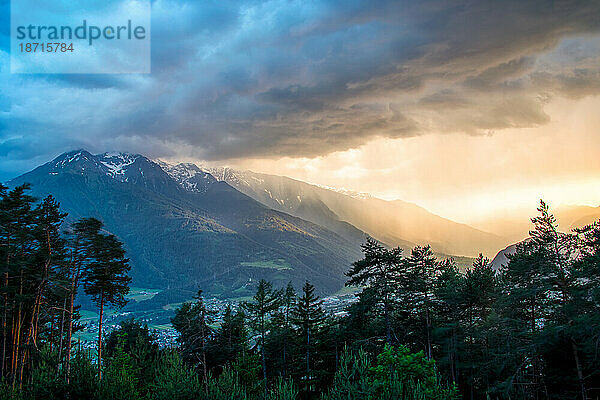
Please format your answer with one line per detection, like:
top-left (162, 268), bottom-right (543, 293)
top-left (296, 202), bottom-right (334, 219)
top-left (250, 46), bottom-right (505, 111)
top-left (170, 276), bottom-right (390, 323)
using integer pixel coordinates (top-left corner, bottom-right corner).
top-left (240, 259), bottom-right (292, 270)
top-left (126, 287), bottom-right (162, 302)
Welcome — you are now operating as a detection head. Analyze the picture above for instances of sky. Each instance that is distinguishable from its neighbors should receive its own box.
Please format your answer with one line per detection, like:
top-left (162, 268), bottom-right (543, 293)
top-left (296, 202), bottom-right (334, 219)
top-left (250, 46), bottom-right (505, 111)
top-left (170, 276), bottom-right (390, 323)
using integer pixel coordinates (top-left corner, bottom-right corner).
top-left (1, 0), bottom-right (600, 223)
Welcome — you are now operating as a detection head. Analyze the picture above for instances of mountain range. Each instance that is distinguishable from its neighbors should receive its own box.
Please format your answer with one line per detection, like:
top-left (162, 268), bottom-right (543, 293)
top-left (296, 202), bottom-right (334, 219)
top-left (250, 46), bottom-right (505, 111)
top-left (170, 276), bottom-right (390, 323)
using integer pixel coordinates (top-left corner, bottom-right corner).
top-left (178, 166), bottom-right (507, 257)
top-left (11, 149), bottom-right (593, 306)
top-left (9, 150), bottom-right (366, 305)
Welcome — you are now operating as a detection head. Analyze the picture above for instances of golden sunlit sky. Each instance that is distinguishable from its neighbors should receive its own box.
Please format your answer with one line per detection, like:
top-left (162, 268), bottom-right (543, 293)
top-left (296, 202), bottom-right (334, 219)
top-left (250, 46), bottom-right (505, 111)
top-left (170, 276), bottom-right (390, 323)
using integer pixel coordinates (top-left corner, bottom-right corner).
top-left (232, 93), bottom-right (600, 223)
top-left (2, 1), bottom-right (599, 225)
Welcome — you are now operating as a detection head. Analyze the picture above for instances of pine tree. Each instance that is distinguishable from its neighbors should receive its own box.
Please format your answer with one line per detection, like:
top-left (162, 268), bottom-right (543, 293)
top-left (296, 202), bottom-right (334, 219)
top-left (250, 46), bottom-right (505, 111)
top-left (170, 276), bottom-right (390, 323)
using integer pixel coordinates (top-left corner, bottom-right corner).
top-left (346, 238), bottom-right (402, 345)
top-left (0, 184), bottom-right (136, 389)
top-left (0, 184), bottom-right (36, 384)
top-left (290, 281), bottom-right (325, 396)
top-left (0, 183), bottom-right (7, 380)
top-left (402, 245), bottom-right (440, 360)
top-left (64, 217), bottom-right (103, 380)
top-left (17, 195), bottom-right (68, 384)
top-left (323, 348), bottom-right (372, 400)
top-left (495, 201), bottom-right (568, 397)
top-left (0, 185), bottom-right (72, 386)
top-left (535, 211), bottom-right (600, 399)
top-left (569, 221), bottom-right (600, 399)
top-left (104, 319), bottom-right (162, 397)
top-left (83, 229), bottom-right (131, 379)
top-left (281, 283), bottom-right (295, 380)
top-left (459, 254), bottom-right (497, 398)
top-left (171, 289), bottom-right (215, 384)
top-left (242, 279), bottom-right (282, 397)
top-left (265, 283), bottom-right (296, 381)
top-left (432, 258), bottom-right (463, 387)
top-left (151, 350), bottom-right (202, 400)
top-left (210, 304), bottom-right (248, 371)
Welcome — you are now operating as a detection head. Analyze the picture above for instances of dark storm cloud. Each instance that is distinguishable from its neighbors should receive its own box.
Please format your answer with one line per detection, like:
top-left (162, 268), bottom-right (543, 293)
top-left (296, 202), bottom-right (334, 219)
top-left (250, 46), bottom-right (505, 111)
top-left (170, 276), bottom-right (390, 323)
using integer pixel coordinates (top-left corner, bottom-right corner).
top-left (463, 57), bottom-right (537, 91)
top-left (1, 0), bottom-right (600, 177)
top-left (532, 69), bottom-right (600, 99)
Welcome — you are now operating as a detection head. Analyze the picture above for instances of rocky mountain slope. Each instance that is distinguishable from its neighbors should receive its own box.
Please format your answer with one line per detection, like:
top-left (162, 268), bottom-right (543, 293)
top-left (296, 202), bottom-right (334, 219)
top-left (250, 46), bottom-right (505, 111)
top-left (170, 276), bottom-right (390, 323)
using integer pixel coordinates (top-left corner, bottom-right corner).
top-left (9, 150), bottom-right (364, 303)
top-left (166, 164), bottom-right (506, 257)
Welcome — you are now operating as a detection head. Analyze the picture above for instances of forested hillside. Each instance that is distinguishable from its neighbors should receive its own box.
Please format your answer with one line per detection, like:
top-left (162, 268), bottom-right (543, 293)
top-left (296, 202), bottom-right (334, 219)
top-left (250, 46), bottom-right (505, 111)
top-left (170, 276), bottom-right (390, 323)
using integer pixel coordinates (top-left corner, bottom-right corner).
top-left (1, 182), bottom-right (599, 399)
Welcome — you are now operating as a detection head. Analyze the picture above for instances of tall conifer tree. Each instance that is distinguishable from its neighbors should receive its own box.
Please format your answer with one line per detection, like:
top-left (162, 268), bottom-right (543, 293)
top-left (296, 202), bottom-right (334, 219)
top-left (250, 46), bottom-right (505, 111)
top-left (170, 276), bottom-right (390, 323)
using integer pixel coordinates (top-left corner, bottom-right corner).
top-left (242, 279), bottom-right (282, 397)
top-left (83, 230), bottom-right (131, 379)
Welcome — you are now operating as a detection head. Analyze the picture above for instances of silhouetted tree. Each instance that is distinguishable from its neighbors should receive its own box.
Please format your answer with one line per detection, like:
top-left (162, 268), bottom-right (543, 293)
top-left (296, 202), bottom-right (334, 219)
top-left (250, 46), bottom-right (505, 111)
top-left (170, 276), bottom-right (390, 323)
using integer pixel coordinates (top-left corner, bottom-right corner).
top-left (171, 289), bottom-right (215, 383)
top-left (64, 217), bottom-right (103, 379)
top-left (210, 304), bottom-right (248, 372)
top-left (346, 238), bottom-right (402, 345)
top-left (402, 245), bottom-right (440, 360)
top-left (291, 281), bottom-right (325, 396)
top-left (83, 229), bottom-right (131, 379)
top-left (242, 279), bottom-right (282, 397)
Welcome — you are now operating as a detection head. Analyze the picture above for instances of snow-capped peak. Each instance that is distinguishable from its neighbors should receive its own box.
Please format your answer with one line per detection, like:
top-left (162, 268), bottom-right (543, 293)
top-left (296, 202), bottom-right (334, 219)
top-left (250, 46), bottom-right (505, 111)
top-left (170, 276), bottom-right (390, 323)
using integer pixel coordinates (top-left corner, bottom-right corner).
top-left (98, 152), bottom-right (140, 178)
top-left (313, 184), bottom-right (373, 200)
top-left (53, 149), bottom-right (96, 168)
top-left (156, 160), bottom-right (215, 193)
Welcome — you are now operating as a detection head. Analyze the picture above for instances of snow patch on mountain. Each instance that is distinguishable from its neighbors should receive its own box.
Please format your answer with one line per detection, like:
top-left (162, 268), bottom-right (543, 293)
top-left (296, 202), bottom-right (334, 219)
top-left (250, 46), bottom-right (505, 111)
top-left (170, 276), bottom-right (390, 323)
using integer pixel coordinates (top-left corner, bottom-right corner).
top-left (55, 151), bottom-right (84, 167)
top-left (49, 150), bottom-right (107, 175)
top-left (48, 151), bottom-right (163, 184)
top-left (204, 167), bottom-right (255, 188)
top-left (313, 184), bottom-right (373, 200)
top-left (155, 160), bottom-right (216, 193)
top-left (99, 153), bottom-right (139, 178)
